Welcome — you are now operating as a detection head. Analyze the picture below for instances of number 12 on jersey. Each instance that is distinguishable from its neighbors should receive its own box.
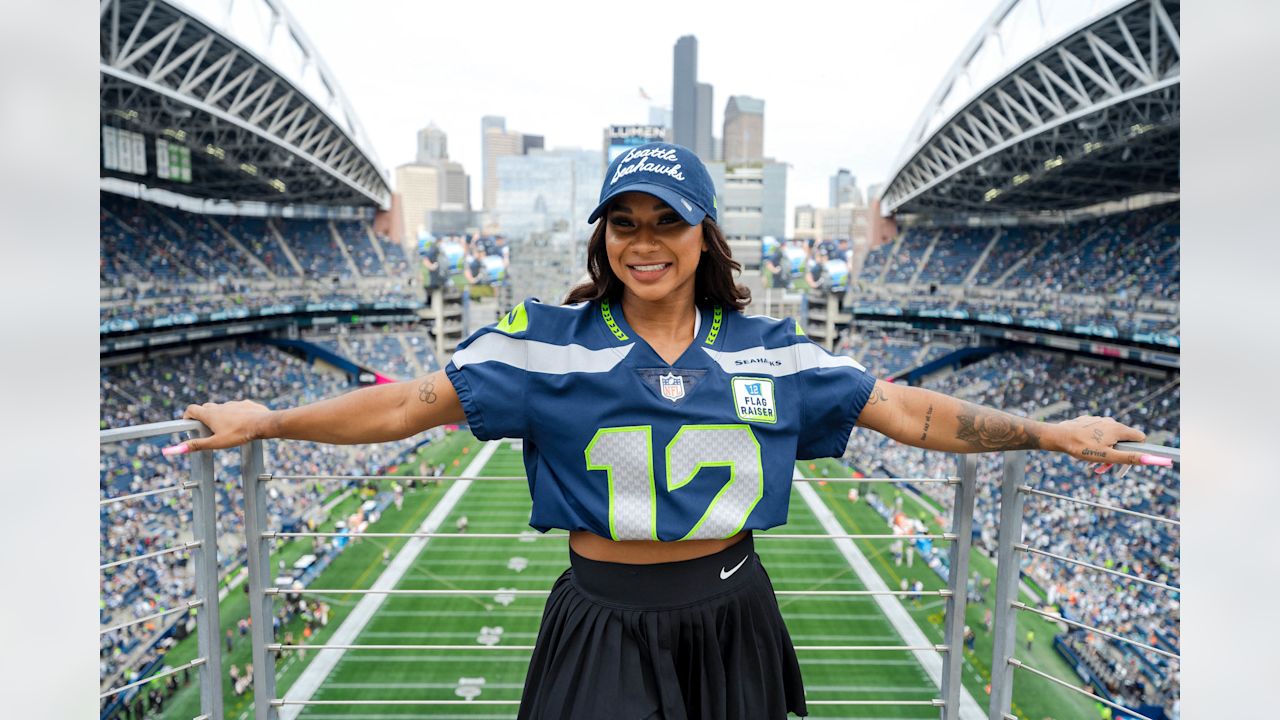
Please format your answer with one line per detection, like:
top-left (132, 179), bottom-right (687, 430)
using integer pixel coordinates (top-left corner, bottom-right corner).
top-left (584, 424), bottom-right (763, 541)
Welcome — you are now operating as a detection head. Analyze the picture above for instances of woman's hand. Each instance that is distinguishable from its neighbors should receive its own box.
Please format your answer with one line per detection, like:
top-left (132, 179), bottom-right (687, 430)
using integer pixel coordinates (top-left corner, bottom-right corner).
top-left (163, 370), bottom-right (465, 456)
top-left (1051, 414), bottom-right (1167, 475)
top-left (167, 400), bottom-right (273, 455)
top-left (857, 381), bottom-right (1172, 474)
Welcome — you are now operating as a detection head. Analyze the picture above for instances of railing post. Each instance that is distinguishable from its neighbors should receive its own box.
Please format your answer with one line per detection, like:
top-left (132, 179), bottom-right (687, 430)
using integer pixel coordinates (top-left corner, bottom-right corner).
top-left (242, 439), bottom-right (279, 719)
top-left (940, 454), bottom-right (977, 720)
top-left (189, 438), bottom-right (224, 720)
top-left (987, 451), bottom-right (1027, 720)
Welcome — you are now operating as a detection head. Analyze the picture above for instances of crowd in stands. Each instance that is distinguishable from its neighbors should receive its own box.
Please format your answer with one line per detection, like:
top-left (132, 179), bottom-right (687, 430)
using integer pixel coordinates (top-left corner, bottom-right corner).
top-left (838, 329), bottom-right (1179, 715)
top-left (100, 193), bottom-right (419, 328)
top-left (99, 343), bottom-right (440, 692)
top-left (851, 203), bottom-right (1180, 339)
top-left (303, 324), bottom-right (440, 381)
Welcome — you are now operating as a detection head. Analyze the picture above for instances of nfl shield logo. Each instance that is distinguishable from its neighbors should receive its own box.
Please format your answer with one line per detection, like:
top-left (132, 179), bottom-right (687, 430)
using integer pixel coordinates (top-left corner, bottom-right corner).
top-left (659, 372), bottom-right (685, 402)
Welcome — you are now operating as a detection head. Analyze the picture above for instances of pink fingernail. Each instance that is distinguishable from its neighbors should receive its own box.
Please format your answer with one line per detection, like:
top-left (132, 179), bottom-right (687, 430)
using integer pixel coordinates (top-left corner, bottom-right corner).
top-left (1140, 454), bottom-right (1173, 467)
top-left (162, 443), bottom-right (189, 457)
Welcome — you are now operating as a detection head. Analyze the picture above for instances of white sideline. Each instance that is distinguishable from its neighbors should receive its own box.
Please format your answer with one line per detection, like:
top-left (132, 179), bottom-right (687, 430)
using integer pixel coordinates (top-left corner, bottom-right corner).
top-left (279, 440), bottom-right (500, 719)
top-left (793, 475), bottom-right (986, 720)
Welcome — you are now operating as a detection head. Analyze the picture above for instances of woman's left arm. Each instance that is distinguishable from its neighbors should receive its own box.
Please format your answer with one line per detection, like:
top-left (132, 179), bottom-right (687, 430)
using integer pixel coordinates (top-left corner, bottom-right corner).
top-left (855, 379), bottom-right (1148, 466)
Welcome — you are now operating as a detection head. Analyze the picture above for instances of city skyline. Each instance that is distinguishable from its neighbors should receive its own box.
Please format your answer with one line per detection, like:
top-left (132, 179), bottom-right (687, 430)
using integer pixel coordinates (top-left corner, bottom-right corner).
top-left (285, 0), bottom-right (996, 234)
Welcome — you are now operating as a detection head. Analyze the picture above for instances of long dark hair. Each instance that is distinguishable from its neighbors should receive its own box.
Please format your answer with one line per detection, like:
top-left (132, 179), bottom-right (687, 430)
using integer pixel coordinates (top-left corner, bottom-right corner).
top-left (564, 216), bottom-right (751, 311)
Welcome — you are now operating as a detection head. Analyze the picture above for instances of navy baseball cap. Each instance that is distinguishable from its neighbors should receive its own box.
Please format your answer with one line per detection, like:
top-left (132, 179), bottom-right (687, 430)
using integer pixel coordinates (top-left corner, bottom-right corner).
top-left (588, 142), bottom-right (718, 226)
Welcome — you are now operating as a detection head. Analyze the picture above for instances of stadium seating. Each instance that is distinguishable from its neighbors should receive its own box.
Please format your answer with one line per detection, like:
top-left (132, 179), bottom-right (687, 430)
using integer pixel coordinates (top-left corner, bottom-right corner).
top-left (99, 193), bottom-right (421, 327)
top-left (99, 343), bottom-right (438, 686)
top-left (850, 204), bottom-right (1180, 340)
top-left (839, 332), bottom-right (1179, 717)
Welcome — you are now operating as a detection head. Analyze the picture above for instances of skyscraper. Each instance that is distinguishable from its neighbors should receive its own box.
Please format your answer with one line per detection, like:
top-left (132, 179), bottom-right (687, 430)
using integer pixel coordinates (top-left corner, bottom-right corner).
top-left (723, 96), bottom-right (765, 166)
top-left (829, 169), bottom-right (864, 207)
top-left (696, 82), bottom-right (714, 160)
top-left (417, 123), bottom-right (447, 163)
top-left (672, 36), bottom-right (697, 150)
top-left (482, 115), bottom-right (523, 212)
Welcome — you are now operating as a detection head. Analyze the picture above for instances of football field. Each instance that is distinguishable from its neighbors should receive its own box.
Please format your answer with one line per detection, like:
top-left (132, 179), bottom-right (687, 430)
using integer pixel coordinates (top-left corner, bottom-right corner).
top-left (156, 430), bottom-right (1095, 719)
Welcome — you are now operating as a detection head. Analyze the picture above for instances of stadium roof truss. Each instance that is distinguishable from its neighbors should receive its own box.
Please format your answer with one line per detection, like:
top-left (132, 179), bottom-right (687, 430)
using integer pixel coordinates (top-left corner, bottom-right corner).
top-left (882, 0), bottom-right (1179, 215)
top-left (100, 0), bottom-right (391, 207)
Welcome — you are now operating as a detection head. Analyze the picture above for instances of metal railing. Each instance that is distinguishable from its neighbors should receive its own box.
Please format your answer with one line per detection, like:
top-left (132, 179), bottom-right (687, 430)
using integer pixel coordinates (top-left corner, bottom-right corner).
top-left (986, 443), bottom-right (1181, 720)
top-left (98, 420), bottom-right (1179, 720)
top-left (99, 420), bottom-right (223, 720)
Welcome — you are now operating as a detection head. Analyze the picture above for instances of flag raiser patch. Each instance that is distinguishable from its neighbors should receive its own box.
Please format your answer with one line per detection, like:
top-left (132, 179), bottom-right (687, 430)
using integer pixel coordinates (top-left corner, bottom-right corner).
top-left (732, 377), bottom-right (776, 424)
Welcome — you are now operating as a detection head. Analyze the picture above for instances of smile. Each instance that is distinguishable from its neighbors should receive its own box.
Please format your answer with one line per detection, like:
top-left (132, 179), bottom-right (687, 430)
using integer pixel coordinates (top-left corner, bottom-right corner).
top-left (629, 263), bottom-right (671, 272)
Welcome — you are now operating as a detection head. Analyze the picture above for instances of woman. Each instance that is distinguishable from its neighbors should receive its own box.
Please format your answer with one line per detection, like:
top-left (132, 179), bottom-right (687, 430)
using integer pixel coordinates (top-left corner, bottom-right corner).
top-left (169, 142), bottom-right (1155, 719)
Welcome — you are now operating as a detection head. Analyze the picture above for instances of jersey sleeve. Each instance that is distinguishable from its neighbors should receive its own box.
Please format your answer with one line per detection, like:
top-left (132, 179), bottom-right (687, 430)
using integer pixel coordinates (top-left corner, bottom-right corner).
top-left (444, 303), bottom-right (533, 441)
top-left (792, 337), bottom-right (878, 459)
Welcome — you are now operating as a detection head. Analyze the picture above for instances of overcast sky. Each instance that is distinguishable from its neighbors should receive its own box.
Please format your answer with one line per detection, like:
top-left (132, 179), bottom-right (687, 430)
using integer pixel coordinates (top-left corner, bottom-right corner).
top-left (285, 0), bottom-right (996, 231)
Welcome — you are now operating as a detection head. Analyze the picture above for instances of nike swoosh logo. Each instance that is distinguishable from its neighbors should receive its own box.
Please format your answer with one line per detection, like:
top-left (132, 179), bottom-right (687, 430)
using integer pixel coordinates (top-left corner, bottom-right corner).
top-left (720, 555), bottom-right (749, 580)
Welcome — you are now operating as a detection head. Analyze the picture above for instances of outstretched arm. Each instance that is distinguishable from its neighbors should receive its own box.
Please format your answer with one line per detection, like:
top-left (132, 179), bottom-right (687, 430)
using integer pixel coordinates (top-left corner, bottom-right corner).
top-left (170, 369), bottom-right (466, 454)
top-left (855, 379), bottom-right (1148, 467)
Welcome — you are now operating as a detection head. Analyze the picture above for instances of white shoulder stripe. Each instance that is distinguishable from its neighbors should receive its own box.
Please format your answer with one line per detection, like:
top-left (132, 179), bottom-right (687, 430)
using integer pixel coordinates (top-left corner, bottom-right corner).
top-left (702, 343), bottom-right (866, 377)
top-left (453, 332), bottom-right (633, 374)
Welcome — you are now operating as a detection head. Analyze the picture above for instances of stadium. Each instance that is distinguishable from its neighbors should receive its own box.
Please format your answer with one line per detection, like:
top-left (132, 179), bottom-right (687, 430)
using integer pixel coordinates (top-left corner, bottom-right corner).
top-left (98, 1), bottom-right (1180, 719)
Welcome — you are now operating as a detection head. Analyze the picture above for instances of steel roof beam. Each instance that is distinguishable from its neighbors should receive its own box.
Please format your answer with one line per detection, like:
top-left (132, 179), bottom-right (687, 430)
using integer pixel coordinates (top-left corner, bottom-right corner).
top-left (100, 0), bottom-right (389, 207)
top-left (883, 0), bottom-right (1179, 215)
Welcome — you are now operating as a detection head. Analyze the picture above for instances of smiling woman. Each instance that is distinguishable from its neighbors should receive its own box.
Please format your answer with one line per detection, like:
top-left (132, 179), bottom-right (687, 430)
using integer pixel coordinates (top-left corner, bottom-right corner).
top-left (179, 141), bottom-right (1152, 720)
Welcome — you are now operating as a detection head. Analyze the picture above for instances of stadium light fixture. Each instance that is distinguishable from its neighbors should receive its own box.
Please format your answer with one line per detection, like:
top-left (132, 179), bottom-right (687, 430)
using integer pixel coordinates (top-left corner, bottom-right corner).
top-left (1012, 174), bottom-right (1030, 186)
top-left (240, 163), bottom-right (258, 176)
top-left (983, 188), bottom-right (1001, 202)
top-left (269, 179), bottom-right (287, 192)
top-left (205, 145), bottom-right (225, 160)
top-left (163, 128), bottom-right (187, 141)
top-left (1083, 141), bottom-right (1104, 154)
top-left (1043, 156), bottom-right (1065, 170)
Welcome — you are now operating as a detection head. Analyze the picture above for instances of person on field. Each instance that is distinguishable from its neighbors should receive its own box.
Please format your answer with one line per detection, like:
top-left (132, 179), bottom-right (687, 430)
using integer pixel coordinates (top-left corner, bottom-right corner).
top-left (173, 142), bottom-right (1153, 719)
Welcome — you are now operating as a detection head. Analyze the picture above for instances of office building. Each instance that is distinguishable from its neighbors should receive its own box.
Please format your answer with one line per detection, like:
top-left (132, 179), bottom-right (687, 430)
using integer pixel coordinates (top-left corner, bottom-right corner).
top-left (417, 123), bottom-right (447, 163)
top-left (696, 82), bottom-right (714, 159)
top-left (829, 169), bottom-right (864, 207)
top-left (673, 36), bottom-right (697, 149)
top-left (395, 163), bottom-right (441, 239)
top-left (494, 148), bottom-right (604, 302)
top-left (723, 95), bottom-right (765, 166)
top-left (482, 116), bottom-right (524, 212)
top-left (705, 159), bottom-right (787, 270)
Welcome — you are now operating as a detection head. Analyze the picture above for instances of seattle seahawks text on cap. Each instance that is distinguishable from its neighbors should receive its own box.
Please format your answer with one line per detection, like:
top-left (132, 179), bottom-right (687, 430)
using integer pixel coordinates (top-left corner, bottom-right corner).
top-left (587, 142), bottom-right (718, 226)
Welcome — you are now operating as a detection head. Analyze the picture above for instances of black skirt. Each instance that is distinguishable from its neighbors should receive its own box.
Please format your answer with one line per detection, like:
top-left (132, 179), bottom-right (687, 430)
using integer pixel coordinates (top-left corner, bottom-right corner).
top-left (517, 534), bottom-right (807, 719)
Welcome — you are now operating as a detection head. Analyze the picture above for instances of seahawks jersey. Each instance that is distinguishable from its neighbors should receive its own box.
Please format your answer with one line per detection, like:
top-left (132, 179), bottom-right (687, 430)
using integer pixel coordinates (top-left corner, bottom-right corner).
top-left (444, 298), bottom-right (877, 541)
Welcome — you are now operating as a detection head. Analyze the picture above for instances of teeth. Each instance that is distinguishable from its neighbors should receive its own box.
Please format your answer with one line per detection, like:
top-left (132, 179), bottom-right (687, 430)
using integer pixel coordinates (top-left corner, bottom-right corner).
top-left (632, 263), bottom-right (668, 272)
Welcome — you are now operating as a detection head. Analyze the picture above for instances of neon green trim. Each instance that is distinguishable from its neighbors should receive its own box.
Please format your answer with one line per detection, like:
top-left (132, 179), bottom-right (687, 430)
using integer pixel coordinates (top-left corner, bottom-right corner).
top-left (704, 305), bottom-right (723, 345)
top-left (495, 301), bottom-right (528, 334)
top-left (601, 299), bottom-right (629, 341)
top-left (794, 318), bottom-right (805, 336)
top-left (664, 424), bottom-right (764, 540)
top-left (584, 426), bottom-right (656, 541)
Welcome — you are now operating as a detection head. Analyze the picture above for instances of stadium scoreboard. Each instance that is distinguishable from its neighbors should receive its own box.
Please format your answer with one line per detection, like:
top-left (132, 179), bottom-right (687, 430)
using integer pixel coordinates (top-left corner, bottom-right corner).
top-left (102, 125), bottom-right (192, 184)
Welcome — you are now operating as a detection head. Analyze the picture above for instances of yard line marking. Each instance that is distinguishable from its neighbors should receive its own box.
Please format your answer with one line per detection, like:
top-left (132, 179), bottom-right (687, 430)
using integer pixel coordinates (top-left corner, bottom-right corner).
top-left (794, 474), bottom-right (986, 720)
top-left (279, 441), bottom-right (501, 720)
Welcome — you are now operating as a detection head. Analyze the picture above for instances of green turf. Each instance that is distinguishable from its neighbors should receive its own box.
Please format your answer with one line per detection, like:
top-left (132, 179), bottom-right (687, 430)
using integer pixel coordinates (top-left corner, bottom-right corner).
top-left (798, 456), bottom-right (1102, 720)
top-left (148, 435), bottom-right (1102, 719)
top-left (151, 431), bottom-right (482, 720)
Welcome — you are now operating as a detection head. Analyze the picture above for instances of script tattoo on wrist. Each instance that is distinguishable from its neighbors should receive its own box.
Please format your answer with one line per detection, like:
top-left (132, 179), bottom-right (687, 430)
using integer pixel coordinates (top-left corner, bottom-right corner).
top-left (1081, 448), bottom-right (1108, 459)
top-left (418, 378), bottom-right (438, 405)
top-left (954, 402), bottom-right (1042, 451)
top-left (920, 404), bottom-right (934, 442)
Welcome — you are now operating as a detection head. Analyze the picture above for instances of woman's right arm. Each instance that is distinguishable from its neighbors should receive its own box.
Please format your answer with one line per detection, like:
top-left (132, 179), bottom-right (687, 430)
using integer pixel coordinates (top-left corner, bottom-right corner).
top-left (171, 369), bottom-right (465, 454)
